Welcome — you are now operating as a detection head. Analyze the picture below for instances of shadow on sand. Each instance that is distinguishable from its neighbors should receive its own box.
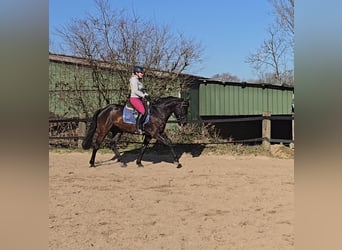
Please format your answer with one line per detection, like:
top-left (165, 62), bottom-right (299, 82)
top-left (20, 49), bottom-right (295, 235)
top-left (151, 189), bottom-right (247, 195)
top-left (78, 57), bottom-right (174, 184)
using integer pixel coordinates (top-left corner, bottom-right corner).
top-left (94, 143), bottom-right (206, 168)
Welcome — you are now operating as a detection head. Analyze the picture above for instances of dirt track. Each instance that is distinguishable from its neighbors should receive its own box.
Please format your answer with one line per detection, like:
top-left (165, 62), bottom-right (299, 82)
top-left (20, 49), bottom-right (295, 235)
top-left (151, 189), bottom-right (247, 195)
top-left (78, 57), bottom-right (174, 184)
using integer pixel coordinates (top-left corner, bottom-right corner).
top-left (49, 149), bottom-right (294, 250)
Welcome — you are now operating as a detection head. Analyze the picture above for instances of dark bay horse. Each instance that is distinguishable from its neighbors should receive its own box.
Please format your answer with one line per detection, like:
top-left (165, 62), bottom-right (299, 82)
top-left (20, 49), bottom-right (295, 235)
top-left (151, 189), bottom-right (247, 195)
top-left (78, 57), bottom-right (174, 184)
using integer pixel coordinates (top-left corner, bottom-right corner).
top-left (82, 96), bottom-right (189, 168)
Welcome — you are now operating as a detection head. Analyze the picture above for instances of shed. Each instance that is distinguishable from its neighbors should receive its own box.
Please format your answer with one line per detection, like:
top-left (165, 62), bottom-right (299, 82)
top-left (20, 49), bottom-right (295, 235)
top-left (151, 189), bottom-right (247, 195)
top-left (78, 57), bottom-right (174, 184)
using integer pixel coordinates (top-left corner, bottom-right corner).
top-left (182, 78), bottom-right (294, 121)
top-left (181, 78), bottom-right (294, 143)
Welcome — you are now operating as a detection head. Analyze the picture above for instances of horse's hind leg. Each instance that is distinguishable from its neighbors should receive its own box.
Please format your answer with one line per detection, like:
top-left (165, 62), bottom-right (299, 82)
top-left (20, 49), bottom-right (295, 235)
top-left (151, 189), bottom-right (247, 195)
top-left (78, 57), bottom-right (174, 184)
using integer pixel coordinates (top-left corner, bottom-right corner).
top-left (89, 148), bottom-right (98, 167)
top-left (89, 130), bottom-right (108, 167)
top-left (110, 132), bottom-right (122, 160)
top-left (110, 132), bottom-right (126, 167)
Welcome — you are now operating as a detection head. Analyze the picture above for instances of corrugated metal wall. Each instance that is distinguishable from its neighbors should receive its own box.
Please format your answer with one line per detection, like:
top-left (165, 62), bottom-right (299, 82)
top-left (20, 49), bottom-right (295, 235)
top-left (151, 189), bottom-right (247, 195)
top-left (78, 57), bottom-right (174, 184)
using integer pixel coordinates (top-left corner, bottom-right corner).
top-left (198, 83), bottom-right (293, 116)
top-left (49, 61), bottom-right (121, 117)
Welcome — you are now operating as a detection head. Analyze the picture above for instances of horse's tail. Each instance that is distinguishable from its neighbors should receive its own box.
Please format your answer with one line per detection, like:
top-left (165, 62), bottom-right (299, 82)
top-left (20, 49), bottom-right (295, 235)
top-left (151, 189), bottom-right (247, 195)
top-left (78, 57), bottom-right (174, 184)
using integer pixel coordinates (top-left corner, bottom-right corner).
top-left (82, 108), bottom-right (103, 150)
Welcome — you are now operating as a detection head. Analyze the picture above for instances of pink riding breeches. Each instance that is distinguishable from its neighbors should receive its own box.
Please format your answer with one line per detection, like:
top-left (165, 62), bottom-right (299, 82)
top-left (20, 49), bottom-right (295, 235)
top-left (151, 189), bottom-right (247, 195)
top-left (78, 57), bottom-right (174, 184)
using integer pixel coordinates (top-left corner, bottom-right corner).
top-left (129, 97), bottom-right (145, 115)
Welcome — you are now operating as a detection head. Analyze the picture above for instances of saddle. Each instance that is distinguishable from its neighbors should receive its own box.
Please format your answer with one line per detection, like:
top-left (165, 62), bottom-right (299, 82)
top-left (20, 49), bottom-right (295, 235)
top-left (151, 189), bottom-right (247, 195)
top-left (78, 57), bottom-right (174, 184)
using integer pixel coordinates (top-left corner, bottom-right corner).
top-left (123, 99), bottom-right (150, 125)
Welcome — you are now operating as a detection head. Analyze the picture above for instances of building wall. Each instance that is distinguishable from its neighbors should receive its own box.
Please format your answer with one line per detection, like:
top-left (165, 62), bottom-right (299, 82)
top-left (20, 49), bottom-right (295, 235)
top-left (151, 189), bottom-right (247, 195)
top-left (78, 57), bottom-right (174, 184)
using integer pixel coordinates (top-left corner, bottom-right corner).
top-left (183, 80), bottom-right (294, 143)
top-left (199, 83), bottom-right (293, 116)
top-left (49, 54), bottom-right (185, 117)
top-left (184, 80), bottom-right (294, 120)
top-left (49, 61), bottom-right (120, 117)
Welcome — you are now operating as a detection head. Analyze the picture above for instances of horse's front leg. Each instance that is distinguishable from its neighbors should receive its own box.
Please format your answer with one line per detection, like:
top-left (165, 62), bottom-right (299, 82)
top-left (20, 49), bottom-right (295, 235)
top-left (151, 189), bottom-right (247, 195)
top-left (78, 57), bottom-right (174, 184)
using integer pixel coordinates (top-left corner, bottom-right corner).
top-left (136, 136), bottom-right (151, 167)
top-left (156, 133), bottom-right (182, 168)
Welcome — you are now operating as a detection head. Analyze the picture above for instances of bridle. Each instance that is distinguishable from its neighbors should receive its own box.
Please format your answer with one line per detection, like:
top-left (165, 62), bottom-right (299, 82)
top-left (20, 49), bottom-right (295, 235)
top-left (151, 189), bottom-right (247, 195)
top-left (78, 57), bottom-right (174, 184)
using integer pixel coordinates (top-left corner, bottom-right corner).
top-left (175, 100), bottom-right (189, 123)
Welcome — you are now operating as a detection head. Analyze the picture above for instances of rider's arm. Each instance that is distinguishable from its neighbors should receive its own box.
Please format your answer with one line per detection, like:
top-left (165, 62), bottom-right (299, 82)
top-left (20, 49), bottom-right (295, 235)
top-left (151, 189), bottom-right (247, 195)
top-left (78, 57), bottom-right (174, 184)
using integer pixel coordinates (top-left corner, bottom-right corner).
top-left (130, 77), bottom-right (147, 98)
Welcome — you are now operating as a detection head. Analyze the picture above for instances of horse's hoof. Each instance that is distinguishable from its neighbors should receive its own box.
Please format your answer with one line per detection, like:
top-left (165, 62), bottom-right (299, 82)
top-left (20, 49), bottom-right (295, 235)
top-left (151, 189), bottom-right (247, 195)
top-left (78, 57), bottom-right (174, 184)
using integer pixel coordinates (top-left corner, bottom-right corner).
top-left (137, 164), bottom-right (144, 168)
top-left (176, 163), bottom-right (182, 168)
top-left (120, 162), bottom-right (127, 168)
top-left (89, 165), bottom-right (96, 168)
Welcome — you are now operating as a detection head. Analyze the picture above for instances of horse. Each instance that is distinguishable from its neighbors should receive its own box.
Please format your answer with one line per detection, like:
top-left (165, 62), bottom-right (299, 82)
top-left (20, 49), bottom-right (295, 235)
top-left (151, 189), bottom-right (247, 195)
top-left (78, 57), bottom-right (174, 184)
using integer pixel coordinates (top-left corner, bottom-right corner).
top-left (82, 96), bottom-right (189, 168)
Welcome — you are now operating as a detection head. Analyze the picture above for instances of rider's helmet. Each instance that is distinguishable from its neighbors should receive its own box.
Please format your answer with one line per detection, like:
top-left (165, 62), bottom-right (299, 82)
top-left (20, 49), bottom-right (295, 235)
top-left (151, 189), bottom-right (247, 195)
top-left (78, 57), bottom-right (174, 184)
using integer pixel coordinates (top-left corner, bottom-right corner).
top-left (133, 66), bottom-right (144, 74)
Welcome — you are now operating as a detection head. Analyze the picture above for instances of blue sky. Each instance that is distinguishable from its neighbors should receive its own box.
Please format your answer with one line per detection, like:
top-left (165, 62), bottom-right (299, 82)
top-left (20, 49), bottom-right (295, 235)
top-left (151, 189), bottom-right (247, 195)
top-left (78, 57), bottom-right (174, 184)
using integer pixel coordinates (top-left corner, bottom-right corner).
top-left (49, 0), bottom-right (275, 80)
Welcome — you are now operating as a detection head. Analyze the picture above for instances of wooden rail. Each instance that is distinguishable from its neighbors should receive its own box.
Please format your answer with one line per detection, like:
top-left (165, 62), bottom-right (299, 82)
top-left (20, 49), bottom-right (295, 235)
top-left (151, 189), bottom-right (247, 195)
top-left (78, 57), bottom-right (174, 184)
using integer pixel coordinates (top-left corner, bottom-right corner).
top-left (49, 113), bottom-right (294, 150)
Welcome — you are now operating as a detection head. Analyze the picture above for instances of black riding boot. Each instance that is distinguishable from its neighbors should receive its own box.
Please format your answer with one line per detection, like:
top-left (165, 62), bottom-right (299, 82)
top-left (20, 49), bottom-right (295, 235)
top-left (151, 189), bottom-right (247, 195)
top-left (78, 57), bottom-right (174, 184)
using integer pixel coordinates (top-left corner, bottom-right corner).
top-left (136, 113), bottom-right (144, 134)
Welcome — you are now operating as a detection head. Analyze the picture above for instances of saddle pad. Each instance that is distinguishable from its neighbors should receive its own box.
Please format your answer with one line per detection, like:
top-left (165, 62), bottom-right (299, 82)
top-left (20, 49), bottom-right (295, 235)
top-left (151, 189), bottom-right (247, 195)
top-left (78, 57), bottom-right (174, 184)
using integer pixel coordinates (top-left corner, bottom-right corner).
top-left (123, 106), bottom-right (150, 125)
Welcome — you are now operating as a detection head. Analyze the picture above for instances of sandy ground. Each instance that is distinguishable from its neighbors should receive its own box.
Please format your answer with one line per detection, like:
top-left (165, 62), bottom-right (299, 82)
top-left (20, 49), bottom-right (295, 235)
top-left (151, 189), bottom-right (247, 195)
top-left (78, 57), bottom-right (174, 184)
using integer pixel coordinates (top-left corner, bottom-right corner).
top-left (49, 148), bottom-right (294, 250)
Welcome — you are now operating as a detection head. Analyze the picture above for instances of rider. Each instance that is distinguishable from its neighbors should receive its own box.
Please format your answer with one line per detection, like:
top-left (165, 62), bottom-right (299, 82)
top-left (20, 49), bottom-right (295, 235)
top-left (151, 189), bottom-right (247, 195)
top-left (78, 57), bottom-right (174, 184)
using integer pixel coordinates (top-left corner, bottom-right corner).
top-left (129, 66), bottom-right (150, 134)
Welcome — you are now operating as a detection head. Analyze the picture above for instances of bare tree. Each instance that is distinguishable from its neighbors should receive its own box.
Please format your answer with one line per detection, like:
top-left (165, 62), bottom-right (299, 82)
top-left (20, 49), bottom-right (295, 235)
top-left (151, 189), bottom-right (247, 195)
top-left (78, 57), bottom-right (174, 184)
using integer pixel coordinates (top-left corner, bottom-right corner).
top-left (211, 72), bottom-right (240, 82)
top-left (53, 0), bottom-right (203, 107)
top-left (246, 26), bottom-right (292, 85)
top-left (269, 0), bottom-right (294, 36)
top-left (246, 0), bottom-right (294, 85)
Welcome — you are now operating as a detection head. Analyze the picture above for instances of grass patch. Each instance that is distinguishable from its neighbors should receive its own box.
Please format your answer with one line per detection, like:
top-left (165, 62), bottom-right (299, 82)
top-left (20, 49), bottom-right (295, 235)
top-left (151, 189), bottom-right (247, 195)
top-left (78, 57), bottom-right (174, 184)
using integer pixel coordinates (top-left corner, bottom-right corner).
top-left (202, 143), bottom-right (272, 156)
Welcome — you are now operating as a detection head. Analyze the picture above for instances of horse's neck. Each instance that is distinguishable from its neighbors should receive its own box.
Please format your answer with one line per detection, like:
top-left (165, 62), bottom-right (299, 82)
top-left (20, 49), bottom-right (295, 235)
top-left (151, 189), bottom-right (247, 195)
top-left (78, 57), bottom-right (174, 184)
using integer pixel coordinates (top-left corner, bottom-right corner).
top-left (154, 101), bottom-right (178, 121)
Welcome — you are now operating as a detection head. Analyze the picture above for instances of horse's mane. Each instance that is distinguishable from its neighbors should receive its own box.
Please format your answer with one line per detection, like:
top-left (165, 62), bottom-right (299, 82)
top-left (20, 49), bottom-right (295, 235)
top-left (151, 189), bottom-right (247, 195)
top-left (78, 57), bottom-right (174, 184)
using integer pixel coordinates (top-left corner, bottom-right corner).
top-left (153, 96), bottom-right (182, 105)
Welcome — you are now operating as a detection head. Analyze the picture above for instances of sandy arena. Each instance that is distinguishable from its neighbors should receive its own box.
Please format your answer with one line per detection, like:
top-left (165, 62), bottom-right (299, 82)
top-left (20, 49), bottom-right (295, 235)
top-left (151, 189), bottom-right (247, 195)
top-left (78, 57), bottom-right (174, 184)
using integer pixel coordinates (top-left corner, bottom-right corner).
top-left (49, 148), bottom-right (293, 250)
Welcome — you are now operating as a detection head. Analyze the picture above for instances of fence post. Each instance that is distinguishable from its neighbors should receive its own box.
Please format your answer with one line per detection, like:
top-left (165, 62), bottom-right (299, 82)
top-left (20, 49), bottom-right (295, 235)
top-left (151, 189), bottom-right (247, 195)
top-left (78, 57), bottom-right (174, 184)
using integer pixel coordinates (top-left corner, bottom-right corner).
top-left (290, 112), bottom-right (295, 149)
top-left (78, 113), bottom-right (86, 148)
top-left (262, 111), bottom-right (271, 150)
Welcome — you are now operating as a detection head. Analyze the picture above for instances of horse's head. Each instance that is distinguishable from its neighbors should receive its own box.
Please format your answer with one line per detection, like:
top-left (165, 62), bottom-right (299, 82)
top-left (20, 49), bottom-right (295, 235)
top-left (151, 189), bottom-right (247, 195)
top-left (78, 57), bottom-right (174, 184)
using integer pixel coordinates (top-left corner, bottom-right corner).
top-left (174, 99), bottom-right (189, 126)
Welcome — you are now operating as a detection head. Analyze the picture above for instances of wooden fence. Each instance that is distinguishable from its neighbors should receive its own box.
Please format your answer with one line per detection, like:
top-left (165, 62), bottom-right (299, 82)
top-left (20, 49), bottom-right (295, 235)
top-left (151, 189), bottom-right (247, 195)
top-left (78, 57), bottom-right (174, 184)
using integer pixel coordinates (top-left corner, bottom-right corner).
top-left (49, 112), bottom-right (294, 150)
